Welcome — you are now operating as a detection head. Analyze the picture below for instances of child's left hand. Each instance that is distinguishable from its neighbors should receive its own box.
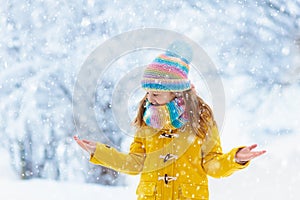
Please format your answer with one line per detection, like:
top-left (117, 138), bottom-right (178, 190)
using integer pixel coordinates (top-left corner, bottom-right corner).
top-left (235, 144), bottom-right (266, 163)
top-left (73, 135), bottom-right (97, 155)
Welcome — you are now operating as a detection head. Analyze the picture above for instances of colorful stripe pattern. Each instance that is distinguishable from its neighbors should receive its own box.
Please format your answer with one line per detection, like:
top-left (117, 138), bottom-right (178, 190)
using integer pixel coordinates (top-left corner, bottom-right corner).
top-left (141, 53), bottom-right (191, 92)
top-left (143, 97), bottom-right (188, 130)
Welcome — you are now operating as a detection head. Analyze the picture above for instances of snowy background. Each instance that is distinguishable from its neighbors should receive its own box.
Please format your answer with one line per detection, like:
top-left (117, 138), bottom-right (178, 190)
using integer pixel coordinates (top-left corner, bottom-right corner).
top-left (1, 0), bottom-right (300, 199)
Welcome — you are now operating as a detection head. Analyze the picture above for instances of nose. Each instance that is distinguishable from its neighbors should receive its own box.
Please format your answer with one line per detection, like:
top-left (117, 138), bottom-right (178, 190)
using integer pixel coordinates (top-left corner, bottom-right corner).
top-left (147, 92), bottom-right (157, 105)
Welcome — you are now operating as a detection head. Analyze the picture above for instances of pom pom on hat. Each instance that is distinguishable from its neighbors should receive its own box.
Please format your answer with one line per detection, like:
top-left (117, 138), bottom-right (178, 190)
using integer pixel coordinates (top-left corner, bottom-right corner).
top-left (141, 41), bottom-right (193, 92)
top-left (166, 40), bottom-right (193, 64)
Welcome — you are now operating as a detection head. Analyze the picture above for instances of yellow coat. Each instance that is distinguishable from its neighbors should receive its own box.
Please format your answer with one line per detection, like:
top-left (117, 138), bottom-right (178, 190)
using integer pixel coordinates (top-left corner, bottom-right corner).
top-left (90, 125), bottom-right (249, 200)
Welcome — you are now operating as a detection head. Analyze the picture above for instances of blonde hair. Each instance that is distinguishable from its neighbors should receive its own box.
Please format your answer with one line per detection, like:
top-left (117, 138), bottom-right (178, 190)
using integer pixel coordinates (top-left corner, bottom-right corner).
top-left (133, 90), bottom-right (215, 139)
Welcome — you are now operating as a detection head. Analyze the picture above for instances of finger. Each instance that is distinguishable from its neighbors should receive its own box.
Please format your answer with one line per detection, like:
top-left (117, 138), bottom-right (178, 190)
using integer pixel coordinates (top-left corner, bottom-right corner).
top-left (83, 140), bottom-right (96, 147)
top-left (75, 139), bottom-right (89, 151)
top-left (253, 150), bottom-right (266, 157)
top-left (82, 139), bottom-right (92, 144)
top-left (248, 150), bottom-right (267, 160)
top-left (248, 144), bottom-right (258, 151)
top-left (73, 135), bottom-right (79, 140)
top-left (83, 140), bottom-right (97, 147)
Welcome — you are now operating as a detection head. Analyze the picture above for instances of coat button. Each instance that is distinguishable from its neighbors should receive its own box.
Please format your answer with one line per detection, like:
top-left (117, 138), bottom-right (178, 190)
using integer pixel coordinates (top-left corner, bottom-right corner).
top-left (159, 153), bottom-right (178, 162)
top-left (158, 174), bottom-right (177, 184)
top-left (159, 133), bottom-right (179, 139)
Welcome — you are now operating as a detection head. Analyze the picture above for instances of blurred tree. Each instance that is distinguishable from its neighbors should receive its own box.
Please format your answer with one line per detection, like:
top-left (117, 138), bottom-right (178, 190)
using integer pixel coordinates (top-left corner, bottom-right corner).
top-left (1, 0), bottom-right (299, 186)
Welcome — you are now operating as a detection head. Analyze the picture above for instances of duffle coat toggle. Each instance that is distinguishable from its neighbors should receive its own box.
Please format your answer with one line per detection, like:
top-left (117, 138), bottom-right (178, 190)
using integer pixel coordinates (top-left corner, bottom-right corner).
top-left (159, 153), bottom-right (178, 162)
top-left (90, 125), bottom-right (250, 200)
top-left (158, 132), bottom-right (179, 139)
top-left (158, 174), bottom-right (177, 184)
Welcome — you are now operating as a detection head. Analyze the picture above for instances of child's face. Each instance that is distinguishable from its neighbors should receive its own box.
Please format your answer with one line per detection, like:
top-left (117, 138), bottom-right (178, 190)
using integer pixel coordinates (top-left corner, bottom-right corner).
top-left (146, 91), bottom-right (176, 106)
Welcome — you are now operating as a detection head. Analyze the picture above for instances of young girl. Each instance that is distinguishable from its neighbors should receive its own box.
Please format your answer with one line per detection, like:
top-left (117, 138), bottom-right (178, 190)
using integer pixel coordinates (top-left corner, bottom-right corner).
top-left (74, 51), bottom-right (266, 200)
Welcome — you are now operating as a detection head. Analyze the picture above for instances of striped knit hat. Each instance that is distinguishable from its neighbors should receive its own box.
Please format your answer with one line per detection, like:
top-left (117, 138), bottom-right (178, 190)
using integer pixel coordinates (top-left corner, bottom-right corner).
top-left (141, 41), bottom-right (192, 92)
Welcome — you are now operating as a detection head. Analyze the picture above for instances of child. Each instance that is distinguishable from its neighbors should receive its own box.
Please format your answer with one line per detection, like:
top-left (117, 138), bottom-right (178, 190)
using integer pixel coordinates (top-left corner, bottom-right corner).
top-left (74, 50), bottom-right (266, 200)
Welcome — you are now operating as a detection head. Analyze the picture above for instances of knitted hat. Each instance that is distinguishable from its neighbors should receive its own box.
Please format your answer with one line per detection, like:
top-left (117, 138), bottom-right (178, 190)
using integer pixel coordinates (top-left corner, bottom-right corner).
top-left (141, 42), bottom-right (192, 92)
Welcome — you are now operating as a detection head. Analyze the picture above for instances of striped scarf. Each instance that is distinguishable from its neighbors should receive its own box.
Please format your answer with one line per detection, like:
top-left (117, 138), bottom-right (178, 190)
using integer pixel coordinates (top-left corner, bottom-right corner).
top-left (143, 97), bottom-right (188, 130)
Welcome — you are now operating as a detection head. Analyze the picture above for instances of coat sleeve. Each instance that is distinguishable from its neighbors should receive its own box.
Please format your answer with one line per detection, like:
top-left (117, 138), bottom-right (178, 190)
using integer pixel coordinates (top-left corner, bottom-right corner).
top-left (201, 125), bottom-right (250, 178)
top-left (89, 131), bottom-right (146, 175)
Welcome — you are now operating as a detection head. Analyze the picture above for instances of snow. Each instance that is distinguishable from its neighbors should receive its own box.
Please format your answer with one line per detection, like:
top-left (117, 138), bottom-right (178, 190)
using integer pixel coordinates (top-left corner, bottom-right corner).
top-left (0, 149), bottom-right (138, 200)
top-left (0, 178), bottom-right (137, 200)
top-left (1, 0), bottom-right (300, 199)
top-left (1, 77), bottom-right (299, 199)
top-left (1, 127), bottom-right (300, 200)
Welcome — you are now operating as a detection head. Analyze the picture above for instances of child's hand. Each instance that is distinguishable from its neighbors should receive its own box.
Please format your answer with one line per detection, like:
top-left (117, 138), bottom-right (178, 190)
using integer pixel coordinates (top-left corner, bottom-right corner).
top-left (73, 135), bottom-right (97, 155)
top-left (235, 144), bottom-right (266, 163)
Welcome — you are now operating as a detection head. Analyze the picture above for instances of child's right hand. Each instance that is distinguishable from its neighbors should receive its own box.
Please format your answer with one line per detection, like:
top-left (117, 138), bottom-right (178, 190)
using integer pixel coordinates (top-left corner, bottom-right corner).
top-left (73, 135), bottom-right (97, 155)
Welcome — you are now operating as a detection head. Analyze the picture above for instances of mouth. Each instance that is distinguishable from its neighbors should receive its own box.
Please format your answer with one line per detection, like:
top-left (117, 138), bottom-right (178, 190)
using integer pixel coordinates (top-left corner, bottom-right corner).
top-left (146, 98), bottom-right (166, 106)
top-left (146, 100), bottom-right (161, 106)
top-left (150, 102), bottom-right (166, 106)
